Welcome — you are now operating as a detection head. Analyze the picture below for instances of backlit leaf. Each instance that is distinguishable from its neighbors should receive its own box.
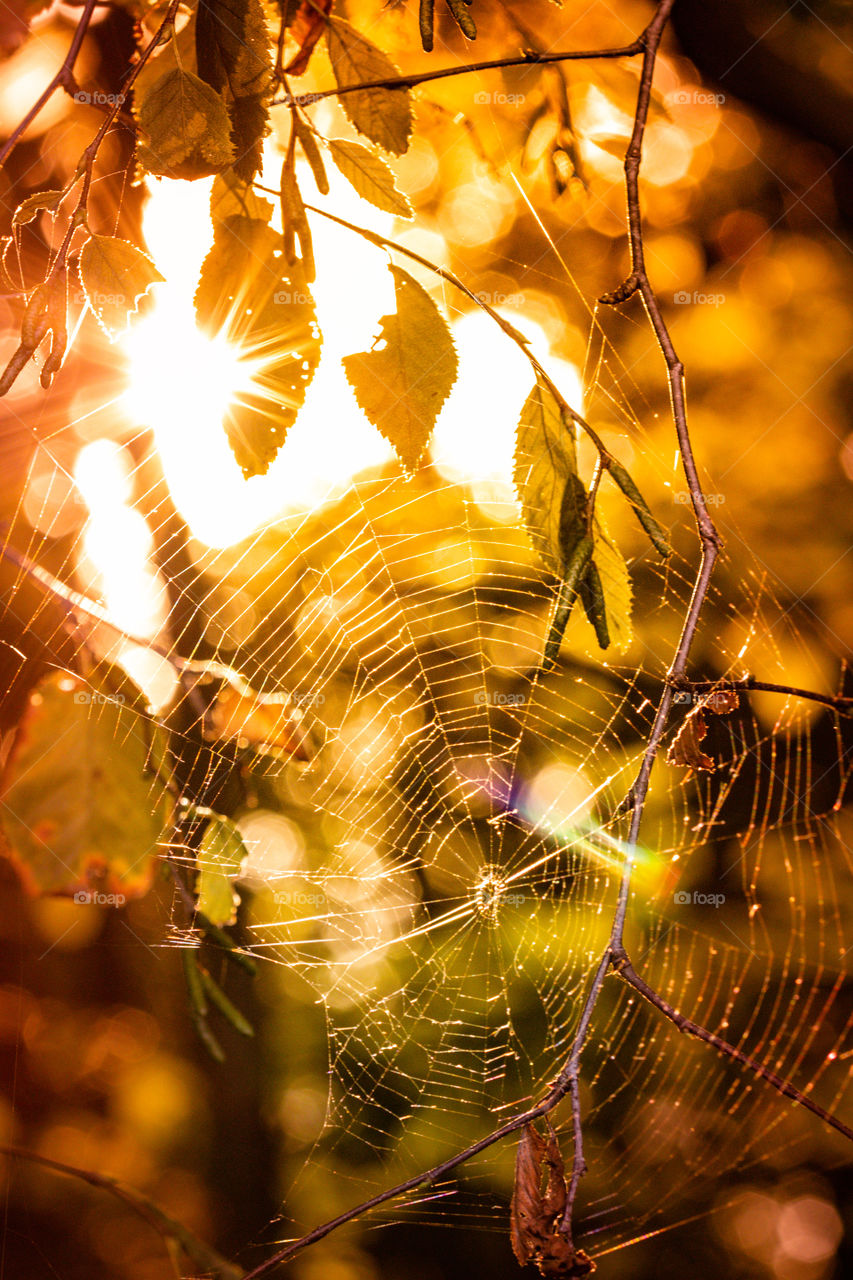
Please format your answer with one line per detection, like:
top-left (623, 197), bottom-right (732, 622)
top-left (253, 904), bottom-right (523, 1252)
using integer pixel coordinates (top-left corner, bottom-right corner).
top-left (12, 188), bottom-right (63, 225)
top-left (78, 234), bottom-right (164, 340)
top-left (196, 0), bottom-right (272, 181)
top-left (196, 813), bottom-right (248, 927)
top-left (0, 671), bottom-right (167, 898)
top-left (195, 214), bottom-right (321, 477)
top-left (326, 20), bottom-right (412, 156)
top-left (514, 377), bottom-right (579, 577)
top-left (283, 0), bottom-right (332, 76)
top-left (342, 264), bottom-right (458, 471)
top-left (328, 139), bottom-right (412, 217)
top-left (136, 68), bottom-right (234, 180)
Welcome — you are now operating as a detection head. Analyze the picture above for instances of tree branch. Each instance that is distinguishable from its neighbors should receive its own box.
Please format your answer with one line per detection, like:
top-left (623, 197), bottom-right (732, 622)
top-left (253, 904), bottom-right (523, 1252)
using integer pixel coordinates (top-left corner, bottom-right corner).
top-left (0, 0), bottom-right (98, 170)
top-left (274, 40), bottom-right (644, 108)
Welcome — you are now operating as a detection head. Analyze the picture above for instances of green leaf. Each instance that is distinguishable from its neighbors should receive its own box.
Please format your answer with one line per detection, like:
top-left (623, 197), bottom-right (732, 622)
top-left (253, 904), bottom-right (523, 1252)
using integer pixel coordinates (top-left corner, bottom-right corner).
top-left (326, 20), bottom-right (413, 156)
top-left (77, 234), bottom-right (164, 340)
top-left (543, 534), bottom-right (593, 670)
top-left (328, 139), bottom-right (413, 217)
top-left (195, 214), bottom-right (322, 477)
top-left (136, 68), bottom-right (234, 179)
top-left (513, 377), bottom-right (579, 577)
top-left (196, 0), bottom-right (272, 182)
top-left (199, 967), bottom-right (254, 1036)
top-left (0, 671), bottom-right (167, 898)
top-left (587, 518), bottom-right (633, 650)
top-left (12, 188), bottom-right (64, 225)
top-left (608, 458), bottom-right (672, 558)
top-left (342, 264), bottom-right (458, 471)
top-left (196, 814), bottom-right (248, 927)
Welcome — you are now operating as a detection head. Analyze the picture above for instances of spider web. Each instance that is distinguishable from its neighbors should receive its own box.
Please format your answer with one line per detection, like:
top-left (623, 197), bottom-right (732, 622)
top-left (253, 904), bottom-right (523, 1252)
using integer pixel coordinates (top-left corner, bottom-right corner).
top-left (2, 225), bottom-right (853, 1271)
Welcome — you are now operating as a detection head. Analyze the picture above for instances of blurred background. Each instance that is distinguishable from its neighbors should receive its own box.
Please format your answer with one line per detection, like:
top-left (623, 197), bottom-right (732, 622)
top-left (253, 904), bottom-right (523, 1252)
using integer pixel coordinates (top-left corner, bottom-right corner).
top-left (1, 1), bottom-right (853, 1277)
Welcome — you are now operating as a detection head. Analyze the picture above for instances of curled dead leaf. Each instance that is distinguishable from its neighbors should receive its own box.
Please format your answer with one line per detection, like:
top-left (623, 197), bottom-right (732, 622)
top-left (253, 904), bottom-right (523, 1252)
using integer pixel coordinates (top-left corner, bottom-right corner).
top-left (510, 1124), bottom-right (595, 1277)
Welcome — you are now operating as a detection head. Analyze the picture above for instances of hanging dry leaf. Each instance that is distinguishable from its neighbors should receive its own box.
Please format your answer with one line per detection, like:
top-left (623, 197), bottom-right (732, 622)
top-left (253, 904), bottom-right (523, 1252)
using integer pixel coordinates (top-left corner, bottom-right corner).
top-left (668, 687), bottom-right (738, 772)
top-left (666, 706), bottom-right (714, 771)
top-left (284, 0), bottom-right (332, 76)
top-left (509, 1124), bottom-right (595, 1277)
top-left (705, 688), bottom-right (740, 715)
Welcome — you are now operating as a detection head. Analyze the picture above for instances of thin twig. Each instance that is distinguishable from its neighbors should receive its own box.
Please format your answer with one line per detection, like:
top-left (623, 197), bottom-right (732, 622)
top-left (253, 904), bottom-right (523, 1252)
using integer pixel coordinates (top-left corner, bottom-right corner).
top-left (274, 40), bottom-right (644, 108)
top-left (0, 0), bottom-right (98, 170)
top-left (0, 1145), bottom-right (245, 1279)
top-left (678, 677), bottom-right (853, 716)
top-left (610, 948), bottom-right (853, 1142)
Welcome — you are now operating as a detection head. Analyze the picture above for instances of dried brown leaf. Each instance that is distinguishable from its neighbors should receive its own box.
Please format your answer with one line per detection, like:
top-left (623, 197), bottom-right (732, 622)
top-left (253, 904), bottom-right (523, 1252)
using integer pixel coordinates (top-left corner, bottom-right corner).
top-left (509, 1124), bottom-right (596, 1277)
top-left (667, 707), bottom-right (714, 772)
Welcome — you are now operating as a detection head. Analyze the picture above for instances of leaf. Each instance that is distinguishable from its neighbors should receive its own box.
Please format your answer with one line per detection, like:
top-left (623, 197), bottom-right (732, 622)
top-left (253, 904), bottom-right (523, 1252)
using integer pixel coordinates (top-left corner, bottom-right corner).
top-left (328, 139), bottom-right (413, 217)
top-left (12, 188), bottom-right (64, 225)
top-left (514, 378), bottom-right (579, 577)
top-left (585, 518), bottom-right (633, 651)
top-left (326, 20), bottom-right (413, 156)
top-left (210, 168), bottom-right (274, 227)
top-left (78, 234), bottom-right (164, 339)
top-left (0, 672), bottom-right (167, 898)
top-left (666, 706), bottom-right (715, 772)
top-left (136, 68), bottom-right (234, 179)
top-left (705, 688), bottom-right (739, 715)
top-left (607, 459), bottom-right (671, 558)
top-left (543, 534), bottom-right (593, 670)
top-left (196, 0), bottom-right (272, 181)
top-left (196, 814), bottom-right (248, 927)
top-left (510, 1124), bottom-right (595, 1277)
top-left (342, 264), bottom-right (458, 471)
top-left (195, 214), bottom-right (321, 477)
top-left (283, 0), bottom-right (332, 76)
top-left (206, 681), bottom-right (311, 759)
